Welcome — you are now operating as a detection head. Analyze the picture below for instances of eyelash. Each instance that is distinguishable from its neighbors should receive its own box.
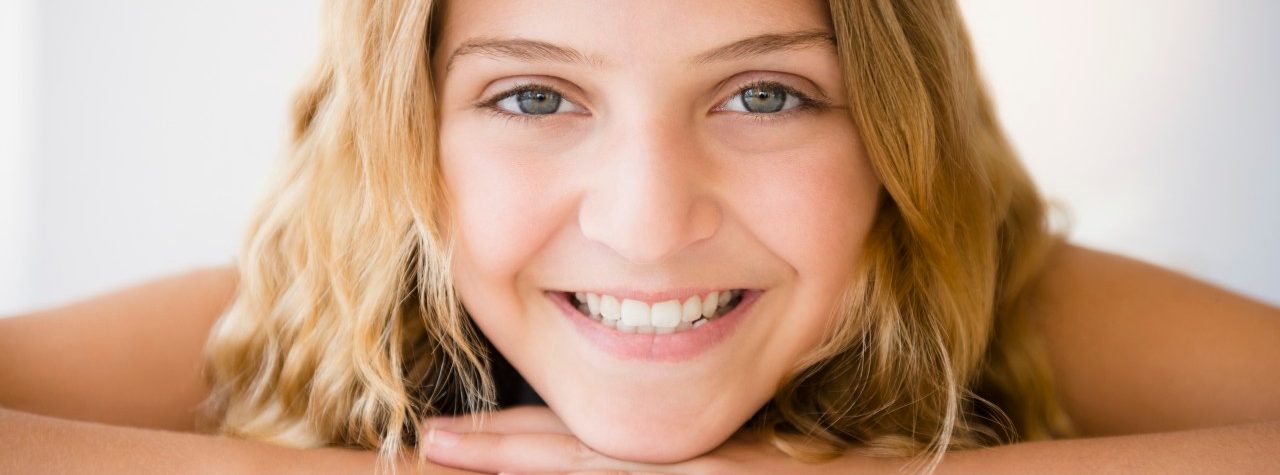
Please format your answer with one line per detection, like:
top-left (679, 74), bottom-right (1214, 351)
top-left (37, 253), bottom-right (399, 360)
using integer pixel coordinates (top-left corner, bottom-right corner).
top-left (472, 80), bottom-right (833, 126)
top-left (473, 83), bottom-right (577, 126)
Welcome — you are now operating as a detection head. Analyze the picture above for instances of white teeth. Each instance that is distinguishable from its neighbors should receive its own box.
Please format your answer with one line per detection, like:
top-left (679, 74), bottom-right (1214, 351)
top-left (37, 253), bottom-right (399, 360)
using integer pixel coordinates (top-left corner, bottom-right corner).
top-left (600, 295), bottom-right (621, 322)
top-left (681, 295), bottom-right (702, 323)
top-left (701, 291), bottom-right (719, 318)
top-left (573, 290), bottom-right (746, 335)
top-left (620, 299), bottom-right (650, 327)
top-left (650, 300), bottom-right (682, 329)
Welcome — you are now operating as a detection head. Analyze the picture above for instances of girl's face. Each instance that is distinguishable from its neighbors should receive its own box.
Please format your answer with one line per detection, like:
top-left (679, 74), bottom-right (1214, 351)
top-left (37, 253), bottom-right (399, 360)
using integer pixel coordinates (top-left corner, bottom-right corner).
top-left (434, 0), bottom-right (881, 463)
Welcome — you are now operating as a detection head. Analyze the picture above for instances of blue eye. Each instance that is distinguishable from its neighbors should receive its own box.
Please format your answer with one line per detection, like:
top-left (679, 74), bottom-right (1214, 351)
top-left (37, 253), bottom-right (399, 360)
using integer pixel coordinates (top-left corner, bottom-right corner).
top-left (718, 81), bottom-right (814, 115)
top-left (476, 79), bottom-right (830, 124)
top-left (487, 85), bottom-right (584, 116)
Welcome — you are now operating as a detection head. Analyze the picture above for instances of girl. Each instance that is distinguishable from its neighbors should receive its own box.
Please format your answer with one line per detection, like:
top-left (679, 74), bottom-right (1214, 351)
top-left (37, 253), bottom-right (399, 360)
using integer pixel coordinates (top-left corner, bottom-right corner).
top-left (2, 0), bottom-right (1277, 473)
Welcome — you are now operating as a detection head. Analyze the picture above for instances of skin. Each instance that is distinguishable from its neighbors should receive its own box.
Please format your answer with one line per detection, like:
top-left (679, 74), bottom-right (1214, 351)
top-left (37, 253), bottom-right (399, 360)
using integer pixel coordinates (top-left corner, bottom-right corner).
top-left (432, 0), bottom-right (880, 463)
top-left (423, 246), bottom-right (1280, 474)
top-left (1, 0), bottom-right (1277, 473)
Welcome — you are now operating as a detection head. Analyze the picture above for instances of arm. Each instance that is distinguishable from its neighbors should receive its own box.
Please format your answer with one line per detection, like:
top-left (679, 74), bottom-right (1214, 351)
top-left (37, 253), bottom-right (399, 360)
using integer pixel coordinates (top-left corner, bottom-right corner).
top-left (0, 406), bottom-right (378, 474)
top-left (927, 243), bottom-right (1280, 473)
top-left (935, 419), bottom-right (1279, 474)
top-left (0, 266), bottom-right (238, 431)
top-left (417, 244), bottom-right (1280, 474)
top-left (409, 407), bottom-right (1280, 474)
top-left (0, 407), bottom-right (485, 474)
top-left (1032, 244), bottom-right (1280, 435)
top-left (0, 268), bottom-right (481, 474)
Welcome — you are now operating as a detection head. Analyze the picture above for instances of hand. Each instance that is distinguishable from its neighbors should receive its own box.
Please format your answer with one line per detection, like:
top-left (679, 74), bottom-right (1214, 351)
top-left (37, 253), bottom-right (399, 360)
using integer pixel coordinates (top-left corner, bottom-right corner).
top-left (419, 406), bottom-right (891, 474)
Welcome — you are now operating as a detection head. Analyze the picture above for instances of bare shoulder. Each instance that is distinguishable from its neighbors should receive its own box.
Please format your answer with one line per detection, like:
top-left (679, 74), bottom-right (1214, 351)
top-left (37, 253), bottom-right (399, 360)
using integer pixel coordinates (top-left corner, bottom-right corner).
top-left (1030, 242), bottom-right (1280, 436)
top-left (0, 264), bottom-right (239, 432)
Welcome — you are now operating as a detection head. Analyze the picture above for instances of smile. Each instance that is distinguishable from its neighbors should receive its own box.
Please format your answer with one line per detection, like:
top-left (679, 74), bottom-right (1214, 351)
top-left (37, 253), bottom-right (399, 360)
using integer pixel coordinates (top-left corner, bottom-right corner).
top-left (567, 290), bottom-right (744, 334)
top-left (547, 289), bottom-right (763, 361)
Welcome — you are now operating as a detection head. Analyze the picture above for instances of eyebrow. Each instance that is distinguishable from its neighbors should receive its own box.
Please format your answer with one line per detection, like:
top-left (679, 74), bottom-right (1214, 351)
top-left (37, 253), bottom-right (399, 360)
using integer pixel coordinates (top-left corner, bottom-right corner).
top-left (692, 29), bottom-right (835, 64)
top-left (444, 29), bottom-right (835, 73)
top-left (445, 37), bottom-right (606, 73)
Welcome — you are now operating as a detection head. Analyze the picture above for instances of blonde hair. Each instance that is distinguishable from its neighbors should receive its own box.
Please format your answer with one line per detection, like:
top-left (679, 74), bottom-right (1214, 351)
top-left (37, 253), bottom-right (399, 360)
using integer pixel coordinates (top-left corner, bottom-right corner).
top-left (201, 0), bottom-right (1075, 472)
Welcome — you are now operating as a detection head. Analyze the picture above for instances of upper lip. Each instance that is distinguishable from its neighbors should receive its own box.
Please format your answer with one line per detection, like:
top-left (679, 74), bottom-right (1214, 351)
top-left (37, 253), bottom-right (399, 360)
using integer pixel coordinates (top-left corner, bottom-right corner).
top-left (552, 287), bottom-right (753, 304)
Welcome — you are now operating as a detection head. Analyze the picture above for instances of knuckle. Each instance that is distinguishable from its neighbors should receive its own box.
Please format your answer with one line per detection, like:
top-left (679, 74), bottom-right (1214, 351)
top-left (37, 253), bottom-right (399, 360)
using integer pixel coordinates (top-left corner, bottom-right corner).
top-left (503, 405), bottom-right (554, 427)
top-left (562, 436), bottom-right (598, 463)
top-left (687, 456), bottom-right (733, 475)
top-left (505, 405), bottom-right (534, 417)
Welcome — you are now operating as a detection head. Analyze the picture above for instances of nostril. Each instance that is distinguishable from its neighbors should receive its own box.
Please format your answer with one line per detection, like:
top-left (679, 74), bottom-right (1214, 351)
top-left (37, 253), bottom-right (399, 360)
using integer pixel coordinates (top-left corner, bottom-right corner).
top-left (577, 183), bottom-right (722, 265)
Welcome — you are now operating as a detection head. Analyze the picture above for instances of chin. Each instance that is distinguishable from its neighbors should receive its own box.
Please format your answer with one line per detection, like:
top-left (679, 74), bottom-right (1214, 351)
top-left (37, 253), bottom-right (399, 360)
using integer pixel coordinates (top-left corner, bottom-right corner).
top-left (561, 404), bottom-right (741, 464)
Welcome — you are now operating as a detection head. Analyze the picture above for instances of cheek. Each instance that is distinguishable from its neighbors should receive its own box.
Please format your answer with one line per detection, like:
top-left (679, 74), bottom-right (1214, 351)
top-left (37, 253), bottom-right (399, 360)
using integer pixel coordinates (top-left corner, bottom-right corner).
top-left (708, 114), bottom-right (880, 286)
top-left (730, 121), bottom-right (880, 354)
top-left (439, 123), bottom-right (570, 283)
top-left (438, 120), bottom-right (581, 352)
top-left (735, 126), bottom-right (880, 287)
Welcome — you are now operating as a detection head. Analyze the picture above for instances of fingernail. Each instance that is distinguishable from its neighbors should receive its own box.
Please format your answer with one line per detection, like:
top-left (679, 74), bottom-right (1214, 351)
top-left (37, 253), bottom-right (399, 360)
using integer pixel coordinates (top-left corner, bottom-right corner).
top-left (426, 426), bottom-right (460, 448)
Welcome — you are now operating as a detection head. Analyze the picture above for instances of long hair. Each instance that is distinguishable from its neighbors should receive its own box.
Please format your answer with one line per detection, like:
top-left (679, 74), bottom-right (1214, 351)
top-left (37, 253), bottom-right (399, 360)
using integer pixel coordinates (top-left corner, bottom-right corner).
top-left (752, 2), bottom-right (1074, 472)
top-left (201, 0), bottom-right (1075, 472)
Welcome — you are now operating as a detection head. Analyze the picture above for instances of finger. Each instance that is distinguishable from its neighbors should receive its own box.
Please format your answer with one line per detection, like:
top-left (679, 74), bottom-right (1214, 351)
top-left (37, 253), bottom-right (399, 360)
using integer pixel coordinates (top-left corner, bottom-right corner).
top-left (425, 405), bottom-right (572, 434)
top-left (520, 471), bottom-right (674, 475)
top-left (560, 471), bottom-right (679, 475)
top-left (422, 429), bottom-right (658, 474)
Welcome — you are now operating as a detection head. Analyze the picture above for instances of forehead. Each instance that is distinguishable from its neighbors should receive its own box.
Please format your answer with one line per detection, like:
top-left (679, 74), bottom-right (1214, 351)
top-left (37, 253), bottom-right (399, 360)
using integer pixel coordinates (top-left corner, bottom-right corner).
top-left (433, 0), bottom-right (832, 71)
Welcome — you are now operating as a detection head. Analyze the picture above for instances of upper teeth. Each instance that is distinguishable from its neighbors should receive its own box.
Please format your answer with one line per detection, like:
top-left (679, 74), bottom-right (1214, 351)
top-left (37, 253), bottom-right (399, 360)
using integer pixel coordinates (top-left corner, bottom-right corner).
top-left (572, 290), bottom-right (743, 334)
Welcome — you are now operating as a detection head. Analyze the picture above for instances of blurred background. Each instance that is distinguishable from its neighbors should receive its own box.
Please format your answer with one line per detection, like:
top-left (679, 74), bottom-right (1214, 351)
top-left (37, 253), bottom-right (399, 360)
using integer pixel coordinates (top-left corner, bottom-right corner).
top-left (0, 0), bottom-right (1277, 316)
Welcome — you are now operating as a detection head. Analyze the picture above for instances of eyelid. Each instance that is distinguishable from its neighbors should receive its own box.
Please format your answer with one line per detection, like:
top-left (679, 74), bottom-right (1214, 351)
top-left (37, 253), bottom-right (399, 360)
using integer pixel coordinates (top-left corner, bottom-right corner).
top-left (712, 77), bottom-right (833, 117)
top-left (470, 74), bottom-right (835, 125)
top-left (473, 80), bottom-right (589, 117)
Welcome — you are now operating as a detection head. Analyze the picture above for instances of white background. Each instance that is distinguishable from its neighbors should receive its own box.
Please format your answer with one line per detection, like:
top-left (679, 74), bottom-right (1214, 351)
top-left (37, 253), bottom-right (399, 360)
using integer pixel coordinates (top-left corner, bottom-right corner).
top-left (1, 1), bottom-right (1277, 316)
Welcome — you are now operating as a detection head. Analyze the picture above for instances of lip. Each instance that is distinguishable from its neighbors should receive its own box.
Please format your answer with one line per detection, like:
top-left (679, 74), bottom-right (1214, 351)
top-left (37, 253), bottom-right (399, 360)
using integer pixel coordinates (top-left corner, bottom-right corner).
top-left (555, 287), bottom-right (744, 305)
top-left (547, 289), bottom-right (762, 362)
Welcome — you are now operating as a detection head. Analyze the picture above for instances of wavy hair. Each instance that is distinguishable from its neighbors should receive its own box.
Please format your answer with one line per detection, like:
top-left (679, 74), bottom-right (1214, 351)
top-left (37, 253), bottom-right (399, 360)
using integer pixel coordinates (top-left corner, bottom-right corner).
top-left (200, 0), bottom-right (1075, 473)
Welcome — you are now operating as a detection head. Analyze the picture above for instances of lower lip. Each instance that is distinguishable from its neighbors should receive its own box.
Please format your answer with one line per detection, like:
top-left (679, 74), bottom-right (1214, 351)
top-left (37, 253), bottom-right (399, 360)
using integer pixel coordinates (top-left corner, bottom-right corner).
top-left (548, 290), bottom-right (762, 362)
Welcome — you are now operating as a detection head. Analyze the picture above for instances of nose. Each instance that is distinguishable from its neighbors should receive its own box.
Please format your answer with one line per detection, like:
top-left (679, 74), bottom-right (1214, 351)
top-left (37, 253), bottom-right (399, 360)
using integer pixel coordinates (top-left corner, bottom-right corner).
top-left (578, 115), bottom-right (721, 264)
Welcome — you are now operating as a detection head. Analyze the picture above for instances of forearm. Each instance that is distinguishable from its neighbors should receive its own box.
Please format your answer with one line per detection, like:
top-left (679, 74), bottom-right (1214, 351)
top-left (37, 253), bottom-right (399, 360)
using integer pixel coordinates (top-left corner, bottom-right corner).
top-left (934, 420), bottom-right (1280, 474)
top-left (0, 407), bottom-right (477, 474)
